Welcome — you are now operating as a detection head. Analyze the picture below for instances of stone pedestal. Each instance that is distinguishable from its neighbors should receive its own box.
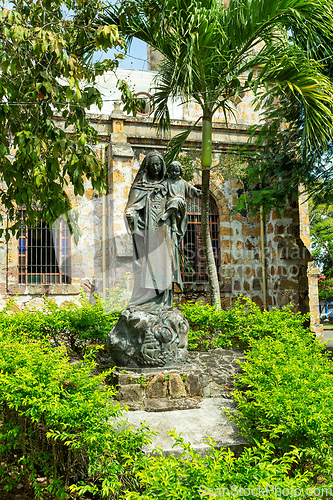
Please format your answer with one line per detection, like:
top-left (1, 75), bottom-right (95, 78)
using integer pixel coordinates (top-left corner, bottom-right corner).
top-left (109, 368), bottom-right (210, 411)
top-left (106, 306), bottom-right (189, 368)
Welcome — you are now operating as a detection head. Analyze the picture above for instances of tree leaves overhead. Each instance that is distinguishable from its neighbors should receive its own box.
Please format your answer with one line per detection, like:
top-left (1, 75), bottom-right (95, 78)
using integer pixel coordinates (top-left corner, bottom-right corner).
top-left (238, 49), bottom-right (333, 215)
top-left (0, 0), bottom-right (124, 236)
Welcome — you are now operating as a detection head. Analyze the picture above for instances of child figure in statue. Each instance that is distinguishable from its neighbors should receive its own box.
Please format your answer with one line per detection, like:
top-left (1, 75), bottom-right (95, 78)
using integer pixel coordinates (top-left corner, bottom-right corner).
top-left (160, 161), bottom-right (201, 237)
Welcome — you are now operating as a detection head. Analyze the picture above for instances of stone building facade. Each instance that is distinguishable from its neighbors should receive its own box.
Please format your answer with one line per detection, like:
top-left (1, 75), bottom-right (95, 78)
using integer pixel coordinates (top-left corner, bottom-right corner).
top-left (0, 67), bottom-right (322, 332)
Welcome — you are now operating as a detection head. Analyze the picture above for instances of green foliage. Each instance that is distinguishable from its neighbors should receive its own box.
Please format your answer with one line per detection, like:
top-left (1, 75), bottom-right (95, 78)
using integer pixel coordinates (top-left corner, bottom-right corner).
top-left (0, 331), bottom-right (151, 498)
top-left (176, 151), bottom-right (198, 182)
top-left (318, 275), bottom-right (333, 301)
top-left (123, 437), bottom-right (311, 499)
top-left (99, 272), bottom-right (131, 314)
top-left (39, 293), bottom-right (120, 355)
top-left (187, 328), bottom-right (214, 351)
top-left (136, 375), bottom-right (147, 388)
top-left (229, 320), bottom-right (333, 479)
top-left (117, 79), bottom-right (147, 116)
top-left (0, 291), bottom-right (122, 356)
top-left (214, 153), bottom-right (248, 182)
top-left (1, 296), bottom-right (332, 497)
top-left (0, 0), bottom-right (124, 236)
top-left (310, 202), bottom-right (333, 277)
top-left (182, 297), bottom-right (309, 351)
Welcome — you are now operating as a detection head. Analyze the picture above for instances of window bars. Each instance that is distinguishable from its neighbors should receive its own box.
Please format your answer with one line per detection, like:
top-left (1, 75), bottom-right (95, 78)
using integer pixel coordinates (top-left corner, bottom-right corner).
top-left (181, 196), bottom-right (220, 283)
top-left (18, 212), bottom-right (70, 284)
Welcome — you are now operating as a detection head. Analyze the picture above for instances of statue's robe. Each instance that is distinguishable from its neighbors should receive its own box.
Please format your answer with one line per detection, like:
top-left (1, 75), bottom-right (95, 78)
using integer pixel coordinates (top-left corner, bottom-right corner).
top-left (125, 180), bottom-right (178, 309)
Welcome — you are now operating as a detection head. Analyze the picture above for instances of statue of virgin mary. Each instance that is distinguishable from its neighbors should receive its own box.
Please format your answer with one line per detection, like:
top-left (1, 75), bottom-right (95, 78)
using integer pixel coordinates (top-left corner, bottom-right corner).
top-left (106, 151), bottom-right (189, 367)
top-left (124, 151), bottom-right (182, 310)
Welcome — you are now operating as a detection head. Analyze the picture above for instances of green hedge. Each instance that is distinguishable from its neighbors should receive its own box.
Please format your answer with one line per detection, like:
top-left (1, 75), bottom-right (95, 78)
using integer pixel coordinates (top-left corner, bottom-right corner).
top-left (0, 331), bottom-right (151, 499)
top-left (1, 295), bottom-right (332, 497)
top-left (182, 297), bottom-right (309, 350)
top-left (229, 315), bottom-right (333, 481)
top-left (0, 292), bottom-right (120, 355)
top-left (121, 436), bottom-right (312, 499)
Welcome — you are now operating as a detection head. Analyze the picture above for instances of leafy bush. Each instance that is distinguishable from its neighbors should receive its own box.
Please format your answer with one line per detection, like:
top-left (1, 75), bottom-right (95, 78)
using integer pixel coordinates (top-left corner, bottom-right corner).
top-left (318, 274), bottom-right (333, 301)
top-left (229, 321), bottom-right (333, 480)
top-left (187, 328), bottom-right (214, 351)
top-left (0, 297), bottom-right (47, 338)
top-left (182, 297), bottom-right (309, 350)
top-left (38, 293), bottom-right (120, 354)
top-left (122, 435), bottom-right (312, 499)
top-left (1, 296), bottom-right (331, 498)
top-left (0, 331), bottom-right (150, 499)
top-left (0, 292), bottom-right (121, 356)
top-left (99, 274), bottom-right (131, 313)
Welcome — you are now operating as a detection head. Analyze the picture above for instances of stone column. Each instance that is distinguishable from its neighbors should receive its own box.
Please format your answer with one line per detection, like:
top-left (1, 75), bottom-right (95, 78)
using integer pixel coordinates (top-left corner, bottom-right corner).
top-left (108, 103), bottom-right (135, 298)
top-left (147, 46), bottom-right (163, 71)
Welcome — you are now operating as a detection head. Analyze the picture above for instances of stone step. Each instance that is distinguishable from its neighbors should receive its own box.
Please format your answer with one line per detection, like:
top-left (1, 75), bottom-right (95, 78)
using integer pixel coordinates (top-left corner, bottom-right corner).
top-left (110, 368), bottom-right (211, 409)
top-left (123, 397), bottom-right (247, 457)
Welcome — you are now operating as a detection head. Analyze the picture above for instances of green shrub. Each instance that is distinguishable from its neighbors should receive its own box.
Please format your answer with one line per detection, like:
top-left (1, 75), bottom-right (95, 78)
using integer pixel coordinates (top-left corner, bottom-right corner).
top-left (38, 293), bottom-right (120, 355)
top-left (122, 435), bottom-right (312, 499)
top-left (0, 331), bottom-right (150, 499)
top-left (182, 297), bottom-right (311, 350)
top-left (0, 292), bottom-right (121, 356)
top-left (229, 322), bottom-right (333, 480)
top-left (187, 328), bottom-right (213, 351)
top-left (99, 274), bottom-right (131, 313)
top-left (0, 297), bottom-right (47, 338)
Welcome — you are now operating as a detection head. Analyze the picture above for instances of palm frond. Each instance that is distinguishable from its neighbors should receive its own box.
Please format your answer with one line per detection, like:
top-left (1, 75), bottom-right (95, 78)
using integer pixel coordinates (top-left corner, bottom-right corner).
top-left (164, 117), bottom-right (202, 166)
top-left (255, 49), bottom-right (333, 153)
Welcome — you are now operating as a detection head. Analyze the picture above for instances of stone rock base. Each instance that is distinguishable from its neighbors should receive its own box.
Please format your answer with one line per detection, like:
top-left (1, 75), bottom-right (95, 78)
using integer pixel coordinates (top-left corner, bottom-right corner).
top-left (109, 368), bottom-right (210, 411)
top-left (106, 306), bottom-right (189, 367)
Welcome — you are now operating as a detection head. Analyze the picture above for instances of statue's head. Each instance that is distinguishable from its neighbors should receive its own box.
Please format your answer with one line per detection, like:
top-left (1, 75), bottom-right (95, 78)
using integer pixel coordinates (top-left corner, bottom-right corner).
top-left (146, 153), bottom-right (164, 180)
top-left (168, 161), bottom-right (183, 179)
top-left (134, 151), bottom-right (166, 184)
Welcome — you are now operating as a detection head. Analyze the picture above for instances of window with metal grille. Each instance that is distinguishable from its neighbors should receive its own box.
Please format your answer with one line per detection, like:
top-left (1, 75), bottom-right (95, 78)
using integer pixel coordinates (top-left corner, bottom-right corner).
top-left (181, 195), bottom-right (220, 283)
top-left (18, 213), bottom-right (70, 284)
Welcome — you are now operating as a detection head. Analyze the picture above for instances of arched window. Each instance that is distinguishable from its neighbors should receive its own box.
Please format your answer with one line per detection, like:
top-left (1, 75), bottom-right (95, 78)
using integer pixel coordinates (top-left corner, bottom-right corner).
top-left (18, 211), bottom-right (70, 284)
top-left (181, 195), bottom-right (220, 283)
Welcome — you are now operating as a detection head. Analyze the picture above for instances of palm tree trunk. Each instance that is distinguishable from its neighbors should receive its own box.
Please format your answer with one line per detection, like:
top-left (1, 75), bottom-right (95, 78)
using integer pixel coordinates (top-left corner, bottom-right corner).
top-left (201, 114), bottom-right (221, 307)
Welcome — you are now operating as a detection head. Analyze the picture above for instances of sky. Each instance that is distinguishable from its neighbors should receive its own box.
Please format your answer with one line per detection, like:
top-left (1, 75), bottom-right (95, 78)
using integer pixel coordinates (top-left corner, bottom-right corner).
top-left (119, 39), bottom-right (148, 71)
top-left (94, 38), bottom-right (148, 71)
